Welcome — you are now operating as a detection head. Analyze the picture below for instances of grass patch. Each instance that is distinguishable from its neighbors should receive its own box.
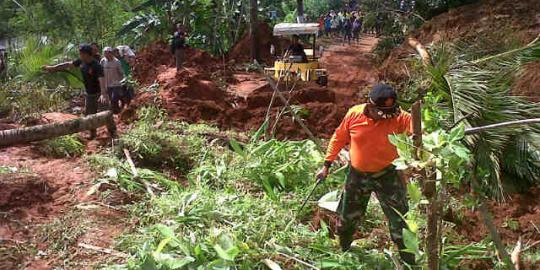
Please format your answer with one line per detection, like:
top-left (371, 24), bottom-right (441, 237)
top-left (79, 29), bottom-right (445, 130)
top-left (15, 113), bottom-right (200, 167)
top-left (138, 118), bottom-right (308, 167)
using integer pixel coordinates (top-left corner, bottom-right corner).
top-left (37, 134), bottom-right (85, 158)
top-left (37, 209), bottom-right (87, 256)
top-left (117, 107), bottom-right (200, 177)
top-left (0, 81), bottom-right (75, 123)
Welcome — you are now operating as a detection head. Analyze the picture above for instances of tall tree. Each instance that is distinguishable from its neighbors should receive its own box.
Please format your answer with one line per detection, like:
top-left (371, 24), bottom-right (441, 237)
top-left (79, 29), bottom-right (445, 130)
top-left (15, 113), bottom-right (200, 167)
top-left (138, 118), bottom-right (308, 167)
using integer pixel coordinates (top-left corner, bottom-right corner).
top-left (250, 0), bottom-right (259, 61)
top-left (297, 0), bottom-right (304, 22)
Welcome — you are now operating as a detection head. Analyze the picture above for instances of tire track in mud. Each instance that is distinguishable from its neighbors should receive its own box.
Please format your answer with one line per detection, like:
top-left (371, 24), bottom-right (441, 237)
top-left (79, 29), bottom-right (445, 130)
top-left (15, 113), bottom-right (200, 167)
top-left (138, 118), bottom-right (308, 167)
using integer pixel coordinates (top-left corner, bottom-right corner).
top-left (320, 35), bottom-right (379, 107)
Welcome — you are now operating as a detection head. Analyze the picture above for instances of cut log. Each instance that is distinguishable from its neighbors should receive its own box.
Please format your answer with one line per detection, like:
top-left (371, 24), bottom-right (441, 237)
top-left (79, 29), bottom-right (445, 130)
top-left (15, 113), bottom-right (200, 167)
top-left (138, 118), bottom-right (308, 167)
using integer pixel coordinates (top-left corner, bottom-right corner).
top-left (408, 37), bottom-right (432, 66)
top-left (0, 111), bottom-right (115, 147)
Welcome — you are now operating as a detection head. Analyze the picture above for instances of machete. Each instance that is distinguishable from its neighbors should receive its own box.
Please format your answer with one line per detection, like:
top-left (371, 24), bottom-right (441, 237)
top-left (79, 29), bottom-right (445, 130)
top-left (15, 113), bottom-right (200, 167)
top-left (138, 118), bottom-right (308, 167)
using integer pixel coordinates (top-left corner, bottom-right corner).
top-left (297, 175), bottom-right (325, 214)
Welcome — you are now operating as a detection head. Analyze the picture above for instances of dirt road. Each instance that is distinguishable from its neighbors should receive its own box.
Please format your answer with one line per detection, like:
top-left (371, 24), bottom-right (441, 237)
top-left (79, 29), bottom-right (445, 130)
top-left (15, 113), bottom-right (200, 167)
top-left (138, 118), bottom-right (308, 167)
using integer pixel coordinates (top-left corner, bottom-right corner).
top-left (320, 35), bottom-right (379, 107)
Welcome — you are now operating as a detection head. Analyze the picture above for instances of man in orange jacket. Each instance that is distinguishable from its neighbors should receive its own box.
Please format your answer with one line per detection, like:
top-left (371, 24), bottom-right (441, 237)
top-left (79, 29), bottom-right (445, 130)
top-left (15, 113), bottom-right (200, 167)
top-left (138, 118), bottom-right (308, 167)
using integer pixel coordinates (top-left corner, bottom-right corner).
top-left (317, 84), bottom-right (415, 265)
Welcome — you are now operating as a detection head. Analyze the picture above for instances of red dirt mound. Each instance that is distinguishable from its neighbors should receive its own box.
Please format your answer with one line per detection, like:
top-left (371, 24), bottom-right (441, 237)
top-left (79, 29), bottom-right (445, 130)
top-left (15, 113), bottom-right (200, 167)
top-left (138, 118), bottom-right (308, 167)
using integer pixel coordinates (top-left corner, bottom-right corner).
top-left (457, 187), bottom-right (540, 245)
top-left (133, 41), bottom-right (219, 85)
top-left (0, 173), bottom-right (55, 212)
top-left (228, 22), bottom-right (290, 65)
top-left (128, 32), bottom-right (381, 139)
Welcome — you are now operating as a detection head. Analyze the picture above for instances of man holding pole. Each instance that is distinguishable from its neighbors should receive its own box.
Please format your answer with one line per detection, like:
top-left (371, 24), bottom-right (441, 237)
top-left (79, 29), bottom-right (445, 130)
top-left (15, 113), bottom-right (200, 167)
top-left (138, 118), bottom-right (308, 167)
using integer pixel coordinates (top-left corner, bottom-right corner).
top-left (317, 84), bottom-right (415, 265)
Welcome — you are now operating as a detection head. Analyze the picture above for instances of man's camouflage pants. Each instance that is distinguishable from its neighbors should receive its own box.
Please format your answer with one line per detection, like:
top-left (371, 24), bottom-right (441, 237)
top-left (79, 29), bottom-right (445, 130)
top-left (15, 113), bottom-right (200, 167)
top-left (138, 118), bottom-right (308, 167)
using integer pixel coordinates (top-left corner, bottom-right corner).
top-left (337, 166), bottom-right (415, 265)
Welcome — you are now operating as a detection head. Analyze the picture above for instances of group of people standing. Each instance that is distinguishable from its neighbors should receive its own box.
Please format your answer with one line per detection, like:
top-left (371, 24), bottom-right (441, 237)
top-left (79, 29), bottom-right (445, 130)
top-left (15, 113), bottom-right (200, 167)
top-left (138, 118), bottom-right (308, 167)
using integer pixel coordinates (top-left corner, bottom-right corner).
top-left (43, 43), bottom-right (136, 138)
top-left (319, 10), bottom-right (383, 45)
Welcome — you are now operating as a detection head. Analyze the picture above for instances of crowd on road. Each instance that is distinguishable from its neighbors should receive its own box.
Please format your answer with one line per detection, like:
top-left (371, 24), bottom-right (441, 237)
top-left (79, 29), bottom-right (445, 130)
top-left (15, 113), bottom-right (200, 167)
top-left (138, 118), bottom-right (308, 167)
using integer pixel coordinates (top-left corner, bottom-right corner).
top-left (318, 10), bottom-right (383, 45)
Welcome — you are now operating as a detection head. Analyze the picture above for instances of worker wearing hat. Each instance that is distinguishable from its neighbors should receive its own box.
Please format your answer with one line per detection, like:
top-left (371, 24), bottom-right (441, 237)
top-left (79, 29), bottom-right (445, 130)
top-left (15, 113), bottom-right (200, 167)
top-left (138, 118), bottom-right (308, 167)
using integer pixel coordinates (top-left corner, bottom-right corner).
top-left (317, 84), bottom-right (415, 265)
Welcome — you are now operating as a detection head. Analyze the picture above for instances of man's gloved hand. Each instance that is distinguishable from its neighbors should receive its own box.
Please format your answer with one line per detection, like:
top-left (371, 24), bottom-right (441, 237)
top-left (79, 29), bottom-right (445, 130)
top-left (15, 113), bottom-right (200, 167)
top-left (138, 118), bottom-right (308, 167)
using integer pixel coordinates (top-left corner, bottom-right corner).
top-left (316, 165), bottom-right (329, 182)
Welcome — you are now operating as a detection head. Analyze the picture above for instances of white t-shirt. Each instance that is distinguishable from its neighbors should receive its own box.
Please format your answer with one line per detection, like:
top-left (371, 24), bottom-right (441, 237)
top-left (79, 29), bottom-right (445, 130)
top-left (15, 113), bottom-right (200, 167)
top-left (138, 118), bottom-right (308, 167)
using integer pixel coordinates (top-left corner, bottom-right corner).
top-left (100, 57), bottom-right (124, 88)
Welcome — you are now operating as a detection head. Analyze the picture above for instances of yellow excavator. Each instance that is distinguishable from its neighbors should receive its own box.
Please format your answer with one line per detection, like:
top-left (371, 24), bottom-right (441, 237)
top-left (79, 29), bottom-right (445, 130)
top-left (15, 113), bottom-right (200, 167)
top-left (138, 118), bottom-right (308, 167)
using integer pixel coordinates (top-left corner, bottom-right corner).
top-left (265, 23), bottom-right (328, 86)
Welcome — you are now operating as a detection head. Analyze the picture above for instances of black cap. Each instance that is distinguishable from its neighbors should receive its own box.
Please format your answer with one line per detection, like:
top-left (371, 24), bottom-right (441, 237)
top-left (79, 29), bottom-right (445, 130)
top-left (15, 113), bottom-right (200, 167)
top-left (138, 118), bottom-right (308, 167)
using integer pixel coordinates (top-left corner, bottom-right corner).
top-left (79, 44), bottom-right (93, 55)
top-left (368, 84), bottom-right (397, 107)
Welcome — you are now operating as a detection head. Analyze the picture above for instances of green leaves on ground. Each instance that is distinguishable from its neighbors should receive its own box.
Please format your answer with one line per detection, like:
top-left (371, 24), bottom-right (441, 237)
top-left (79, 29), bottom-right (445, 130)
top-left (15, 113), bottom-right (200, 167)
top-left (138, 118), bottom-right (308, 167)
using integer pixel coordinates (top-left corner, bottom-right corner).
top-left (38, 134), bottom-right (84, 158)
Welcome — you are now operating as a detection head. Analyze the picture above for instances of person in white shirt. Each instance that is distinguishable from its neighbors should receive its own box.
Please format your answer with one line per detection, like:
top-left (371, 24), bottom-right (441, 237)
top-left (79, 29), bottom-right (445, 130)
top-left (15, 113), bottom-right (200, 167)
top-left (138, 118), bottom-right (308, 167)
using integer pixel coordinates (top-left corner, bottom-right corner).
top-left (100, 47), bottom-right (125, 113)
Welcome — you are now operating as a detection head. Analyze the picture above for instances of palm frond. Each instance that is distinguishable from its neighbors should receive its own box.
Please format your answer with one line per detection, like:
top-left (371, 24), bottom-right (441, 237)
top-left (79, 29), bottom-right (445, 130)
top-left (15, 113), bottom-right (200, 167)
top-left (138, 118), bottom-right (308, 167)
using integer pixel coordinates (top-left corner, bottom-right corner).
top-left (423, 40), bottom-right (540, 199)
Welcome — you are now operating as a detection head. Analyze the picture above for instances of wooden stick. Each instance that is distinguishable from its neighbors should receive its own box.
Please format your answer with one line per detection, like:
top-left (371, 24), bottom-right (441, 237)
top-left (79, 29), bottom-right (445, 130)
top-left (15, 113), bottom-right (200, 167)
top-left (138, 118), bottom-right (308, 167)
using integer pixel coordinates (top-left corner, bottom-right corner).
top-left (511, 237), bottom-right (522, 270)
top-left (408, 37), bottom-right (432, 66)
top-left (123, 148), bottom-right (154, 197)
top-left (78, 243), bottom-right (128, 258)
top-left (255, 62), bottom-right (323, 152)
top-left (471, 171), bottom-right (515, 270)
top-left (522, 239), bottom-right (540, 252)
top-left (464, 118), bottom-right (540, 135)
top-left (277, 252), bottom-right (320, 270)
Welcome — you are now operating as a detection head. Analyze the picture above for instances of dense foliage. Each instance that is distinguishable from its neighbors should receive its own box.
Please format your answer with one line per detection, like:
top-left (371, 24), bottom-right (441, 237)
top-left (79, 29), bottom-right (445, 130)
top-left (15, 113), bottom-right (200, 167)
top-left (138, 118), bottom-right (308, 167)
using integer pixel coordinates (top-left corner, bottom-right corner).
top-left (82, 108), bottom-right (505, 269)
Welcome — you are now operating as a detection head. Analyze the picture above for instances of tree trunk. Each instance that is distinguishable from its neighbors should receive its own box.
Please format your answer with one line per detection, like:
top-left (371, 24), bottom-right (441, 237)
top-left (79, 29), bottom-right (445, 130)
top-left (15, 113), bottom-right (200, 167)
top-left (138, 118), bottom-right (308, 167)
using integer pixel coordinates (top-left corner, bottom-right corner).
top-left (249, 0), bottom-right (259, 62)
top-left (412, 102), bottom-right (439, 269)
top-left (0, 111), bottom-right (115, 147)
top-left (297, 0), bottom-right (304, 23)
top-left (210, 0), bottom-right (219, 54)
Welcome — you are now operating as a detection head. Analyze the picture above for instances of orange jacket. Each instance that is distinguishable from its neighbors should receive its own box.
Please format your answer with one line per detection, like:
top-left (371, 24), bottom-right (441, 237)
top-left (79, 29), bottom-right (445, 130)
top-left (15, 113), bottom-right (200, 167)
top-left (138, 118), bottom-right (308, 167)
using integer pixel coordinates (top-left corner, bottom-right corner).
top-left (325, 104), bottom-right (412, 173)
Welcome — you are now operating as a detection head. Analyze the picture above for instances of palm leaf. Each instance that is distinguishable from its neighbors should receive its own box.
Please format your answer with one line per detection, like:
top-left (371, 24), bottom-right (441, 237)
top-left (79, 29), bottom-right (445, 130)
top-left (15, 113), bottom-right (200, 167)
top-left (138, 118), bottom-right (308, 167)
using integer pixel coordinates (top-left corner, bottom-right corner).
top-left (423, 40), bottom-right (540, 199)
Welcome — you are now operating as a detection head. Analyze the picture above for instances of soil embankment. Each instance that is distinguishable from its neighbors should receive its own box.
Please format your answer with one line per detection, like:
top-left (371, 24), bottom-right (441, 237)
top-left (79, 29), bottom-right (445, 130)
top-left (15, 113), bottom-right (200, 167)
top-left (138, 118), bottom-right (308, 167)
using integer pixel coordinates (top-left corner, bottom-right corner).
top-left (0, 145), bottom-right (127, 269)
top-left (380, 0), bottom-right (540, 102)
top-left (129, 33), bottom-right (380, 139)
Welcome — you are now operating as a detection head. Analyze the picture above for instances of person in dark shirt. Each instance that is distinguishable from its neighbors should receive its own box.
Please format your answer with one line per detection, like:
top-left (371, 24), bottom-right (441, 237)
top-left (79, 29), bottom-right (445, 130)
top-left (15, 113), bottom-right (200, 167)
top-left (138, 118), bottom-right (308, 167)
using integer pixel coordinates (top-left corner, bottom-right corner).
top-left (43, 44), bottom-right (115, 139)
top-left (343, 18), bottom-right (353, 45)
top-left (285, 35), bottom-right (308, 63)
top-left (171, 24), bottom-right (187, 72)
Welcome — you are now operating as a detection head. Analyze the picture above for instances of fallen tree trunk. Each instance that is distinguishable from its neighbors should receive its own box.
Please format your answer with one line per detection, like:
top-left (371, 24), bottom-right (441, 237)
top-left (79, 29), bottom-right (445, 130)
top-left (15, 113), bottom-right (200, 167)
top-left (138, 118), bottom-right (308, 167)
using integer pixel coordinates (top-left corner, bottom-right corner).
top-left (0, 111), bottom-right (115, 147)
top-left (408, 37), bottom-right (432, 66)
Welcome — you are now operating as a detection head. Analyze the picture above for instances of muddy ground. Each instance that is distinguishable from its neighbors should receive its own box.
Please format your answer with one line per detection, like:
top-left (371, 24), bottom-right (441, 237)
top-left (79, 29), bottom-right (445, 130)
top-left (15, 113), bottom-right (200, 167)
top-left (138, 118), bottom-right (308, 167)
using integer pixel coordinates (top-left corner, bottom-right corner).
top-left (2, 3), bottom-right (540, 267)
top-left (127, 34), bottom-right (380, 140)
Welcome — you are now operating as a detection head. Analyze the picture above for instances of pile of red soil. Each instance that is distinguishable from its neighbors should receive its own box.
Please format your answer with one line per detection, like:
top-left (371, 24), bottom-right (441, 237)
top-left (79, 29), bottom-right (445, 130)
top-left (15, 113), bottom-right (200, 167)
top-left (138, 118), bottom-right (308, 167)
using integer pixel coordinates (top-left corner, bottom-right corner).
top-left (128, 39), bottom-right (348, 139)
top-left (228, 22), bottom-right (290, 65)
top-left (457, 187), bottom-right (540, 245)
top-left (0, 173), bottom-right (55, 212)
top-left (380, 0), bottom-right (540, 101)
top-left (133, 41), bottom-right (219, 85)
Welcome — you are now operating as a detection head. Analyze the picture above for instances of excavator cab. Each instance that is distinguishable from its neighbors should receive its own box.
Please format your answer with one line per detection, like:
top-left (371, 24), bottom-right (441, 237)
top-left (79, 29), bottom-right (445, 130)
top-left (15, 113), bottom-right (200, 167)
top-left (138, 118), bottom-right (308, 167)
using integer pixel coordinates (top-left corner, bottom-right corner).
top-left (265, 23), bottom-right (328, 86)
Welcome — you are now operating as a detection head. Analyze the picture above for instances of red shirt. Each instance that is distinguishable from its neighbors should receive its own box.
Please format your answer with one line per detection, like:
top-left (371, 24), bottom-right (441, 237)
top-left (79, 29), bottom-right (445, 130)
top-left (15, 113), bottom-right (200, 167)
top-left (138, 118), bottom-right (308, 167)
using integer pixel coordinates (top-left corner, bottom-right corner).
top-left (325, 104), bottom-right (412, 173)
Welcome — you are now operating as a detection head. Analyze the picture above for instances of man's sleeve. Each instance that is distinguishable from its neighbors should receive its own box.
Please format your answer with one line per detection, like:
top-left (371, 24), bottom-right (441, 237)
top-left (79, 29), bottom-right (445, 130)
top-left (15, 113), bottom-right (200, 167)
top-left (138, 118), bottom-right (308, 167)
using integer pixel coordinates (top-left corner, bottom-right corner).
top-left (170, 37), bottom-right (176, 54)
top-left (72, 59), bottom-right (81, 67)
top-left (95, 62), bottom-right (104, 77)
top-left (117, 61), bottom-right (125, 78)
top-left (324, 110), bottom-right (352, 166)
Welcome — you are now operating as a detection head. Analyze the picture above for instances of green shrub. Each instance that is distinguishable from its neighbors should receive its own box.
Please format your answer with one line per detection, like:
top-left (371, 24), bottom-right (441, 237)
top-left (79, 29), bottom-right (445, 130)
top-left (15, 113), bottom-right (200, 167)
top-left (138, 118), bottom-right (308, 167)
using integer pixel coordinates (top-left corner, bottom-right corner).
top-left (11, 37), bottom-right (83, 87)
top-left (230, 138), bottom-right (322, 199)
top-left (0, 81), bottom-right (75, 123)
top-left (118, 107), bottom-right (195, 175)
top-left (38, 134), bottom-right (85, 158)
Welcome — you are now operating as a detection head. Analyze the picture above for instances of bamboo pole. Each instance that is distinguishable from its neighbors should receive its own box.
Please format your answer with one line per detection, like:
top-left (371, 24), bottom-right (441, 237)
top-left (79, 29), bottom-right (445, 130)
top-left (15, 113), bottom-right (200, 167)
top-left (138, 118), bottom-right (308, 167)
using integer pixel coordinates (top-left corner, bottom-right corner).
top-left (464, 118), bottom-right (540, 135)
top-left (255, 62), bottom-right (323, 152)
